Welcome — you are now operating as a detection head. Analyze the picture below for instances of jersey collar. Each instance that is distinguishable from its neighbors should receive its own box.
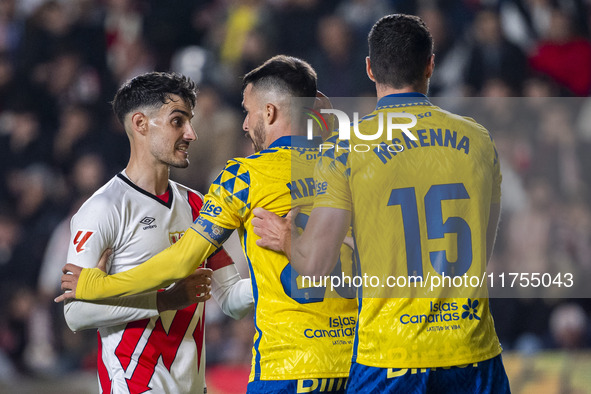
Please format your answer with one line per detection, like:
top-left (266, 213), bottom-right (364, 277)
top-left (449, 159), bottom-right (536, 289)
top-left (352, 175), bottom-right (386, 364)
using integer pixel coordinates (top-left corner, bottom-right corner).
top-left (376, 92), bottom-right (430, 110)
top-left (268, 135), bottom-right (323, 149)
top-left (117, 172), bottom-right (174, 209)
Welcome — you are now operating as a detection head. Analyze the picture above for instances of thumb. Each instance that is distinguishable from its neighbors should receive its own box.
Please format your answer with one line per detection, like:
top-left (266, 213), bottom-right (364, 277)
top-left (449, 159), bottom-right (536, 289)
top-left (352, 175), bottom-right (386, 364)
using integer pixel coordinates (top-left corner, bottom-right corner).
top-left (96, 249), bottom-right (112, 273)
top-left (253, 207), bottom-right (275, 220)
top-left (194, 267), bottom-right (213, 278)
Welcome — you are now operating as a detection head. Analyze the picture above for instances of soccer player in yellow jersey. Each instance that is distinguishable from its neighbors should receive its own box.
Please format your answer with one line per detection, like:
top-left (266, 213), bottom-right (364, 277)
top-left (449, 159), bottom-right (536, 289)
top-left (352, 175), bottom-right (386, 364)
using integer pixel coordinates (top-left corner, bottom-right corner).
top-left (56, 56), bottom-right (358, 393)
top-left (253, 14), bottom-right (511, 393)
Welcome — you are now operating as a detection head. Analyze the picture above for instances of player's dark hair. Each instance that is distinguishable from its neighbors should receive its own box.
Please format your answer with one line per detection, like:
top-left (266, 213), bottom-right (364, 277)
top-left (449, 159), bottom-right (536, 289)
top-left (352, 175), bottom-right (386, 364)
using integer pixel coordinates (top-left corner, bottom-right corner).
top-left (112, 72), bottom-right (197, 125)
top-left (368, 14), bottom-right (433, 89)
top-left (242, 55), bottom-right (317, 98)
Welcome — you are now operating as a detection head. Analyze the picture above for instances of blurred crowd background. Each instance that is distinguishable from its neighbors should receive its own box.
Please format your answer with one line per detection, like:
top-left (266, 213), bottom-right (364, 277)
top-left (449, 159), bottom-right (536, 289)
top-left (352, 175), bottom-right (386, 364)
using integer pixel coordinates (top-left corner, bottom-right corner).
top-left (1, 0), bottom-right (591, 392)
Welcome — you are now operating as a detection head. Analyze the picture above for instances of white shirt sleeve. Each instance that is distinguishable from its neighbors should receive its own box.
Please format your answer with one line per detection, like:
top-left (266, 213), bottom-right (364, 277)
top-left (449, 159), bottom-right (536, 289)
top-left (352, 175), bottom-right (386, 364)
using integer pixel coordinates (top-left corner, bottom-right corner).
top-left (211, 264), bottom-right (254, 320)
top-left (63, 193), bottom-right (160, 331)
top-left (64, 294), bottom-right (159, 332)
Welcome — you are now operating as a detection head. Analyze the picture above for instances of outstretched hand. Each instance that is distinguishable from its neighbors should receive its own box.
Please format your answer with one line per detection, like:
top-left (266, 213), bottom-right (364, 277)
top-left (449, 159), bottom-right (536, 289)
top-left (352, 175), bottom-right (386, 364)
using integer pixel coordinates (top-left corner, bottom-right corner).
top-left (252, 207), bottom-right (297, 258)
top-left (157, 268), bottom-right (213, 312)
top-left (54, 249), bottom-right (112, 303)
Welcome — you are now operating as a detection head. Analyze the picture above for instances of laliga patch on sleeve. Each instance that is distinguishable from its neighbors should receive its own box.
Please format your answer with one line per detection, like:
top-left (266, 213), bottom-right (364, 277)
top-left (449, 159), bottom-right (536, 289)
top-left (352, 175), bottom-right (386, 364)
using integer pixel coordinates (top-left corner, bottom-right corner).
top-left (73, 230), bottom-right (94, 254)
top-left (192, 216), bottom-right (233, 248)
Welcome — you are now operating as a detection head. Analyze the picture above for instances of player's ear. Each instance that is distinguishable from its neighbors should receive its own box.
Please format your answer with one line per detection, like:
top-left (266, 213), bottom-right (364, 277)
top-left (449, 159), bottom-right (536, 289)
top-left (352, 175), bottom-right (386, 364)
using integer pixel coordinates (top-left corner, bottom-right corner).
top-left (130, 112), bottom-right (149, 136)
top-left (366, 57), bottom-right (376, 83)
top-left (265, 103), bottom-right (277, 125)
top-left (425, 54), bottom-right (435, 79)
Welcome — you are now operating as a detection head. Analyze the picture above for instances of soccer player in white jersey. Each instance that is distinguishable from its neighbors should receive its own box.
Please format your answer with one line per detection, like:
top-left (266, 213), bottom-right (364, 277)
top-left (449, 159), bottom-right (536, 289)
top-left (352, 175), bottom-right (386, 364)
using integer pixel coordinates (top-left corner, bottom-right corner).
top-left (63, 72), bottom-right (253, 394)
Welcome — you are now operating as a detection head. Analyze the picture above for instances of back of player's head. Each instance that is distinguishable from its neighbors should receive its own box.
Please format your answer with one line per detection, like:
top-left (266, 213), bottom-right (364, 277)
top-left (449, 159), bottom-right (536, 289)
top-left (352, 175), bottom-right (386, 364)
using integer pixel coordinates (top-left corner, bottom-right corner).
top-left (368, 14), bottom-right (433, 89)
top-left (112, 72), bottom-right (197, 125)
top-left (242, 55), bottom-right (317, 98)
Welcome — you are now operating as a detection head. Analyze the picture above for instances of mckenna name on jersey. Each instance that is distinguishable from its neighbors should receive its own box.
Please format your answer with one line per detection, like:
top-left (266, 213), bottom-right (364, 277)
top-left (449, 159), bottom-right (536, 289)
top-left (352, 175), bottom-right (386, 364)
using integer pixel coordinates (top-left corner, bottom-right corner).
top-left (314, 93), bottom-right (502, 369)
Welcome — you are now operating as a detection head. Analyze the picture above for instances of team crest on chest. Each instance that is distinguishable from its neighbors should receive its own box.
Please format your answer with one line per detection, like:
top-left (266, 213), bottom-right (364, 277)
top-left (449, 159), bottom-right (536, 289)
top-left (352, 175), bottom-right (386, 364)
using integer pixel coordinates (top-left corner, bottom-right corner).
top-left (169, 231), bottom-right (185, 245)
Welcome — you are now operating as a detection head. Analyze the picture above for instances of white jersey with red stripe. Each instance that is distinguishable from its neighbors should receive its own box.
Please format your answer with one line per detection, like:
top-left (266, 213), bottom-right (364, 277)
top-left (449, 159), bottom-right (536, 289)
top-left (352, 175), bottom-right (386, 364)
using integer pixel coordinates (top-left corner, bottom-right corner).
top-left (65, 171), bottom-right (222, 394)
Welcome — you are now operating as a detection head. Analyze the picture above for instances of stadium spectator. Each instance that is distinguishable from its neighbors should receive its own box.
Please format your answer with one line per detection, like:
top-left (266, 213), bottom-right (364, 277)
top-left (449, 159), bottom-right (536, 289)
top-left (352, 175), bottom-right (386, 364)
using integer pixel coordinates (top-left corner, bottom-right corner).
top-left (464, 8), bottom-right (527, 95)
top-left (529, 9), bottom-right (591, 96)
top-left (311, 15), bottom-right (372, 96)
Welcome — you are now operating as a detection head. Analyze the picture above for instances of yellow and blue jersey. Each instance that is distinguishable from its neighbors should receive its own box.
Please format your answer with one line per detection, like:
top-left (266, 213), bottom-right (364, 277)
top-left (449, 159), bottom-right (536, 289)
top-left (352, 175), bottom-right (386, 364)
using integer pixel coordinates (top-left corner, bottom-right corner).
top-left (192, 136), bottom-right (358, 382)
top-left (314, 93), bottom-right (503, 369)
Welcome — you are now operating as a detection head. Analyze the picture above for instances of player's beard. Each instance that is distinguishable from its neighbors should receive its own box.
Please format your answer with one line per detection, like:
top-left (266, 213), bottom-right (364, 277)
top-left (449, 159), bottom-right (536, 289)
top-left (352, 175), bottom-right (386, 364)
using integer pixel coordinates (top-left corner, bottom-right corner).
top-left (170, 142), bottom-right (190, 168)
top-left (152, 140), bottom-right (191, 169)
top-left (168, 141), bottom-right (189, 168)
top-left (249, 118), bottom-right (266, 153)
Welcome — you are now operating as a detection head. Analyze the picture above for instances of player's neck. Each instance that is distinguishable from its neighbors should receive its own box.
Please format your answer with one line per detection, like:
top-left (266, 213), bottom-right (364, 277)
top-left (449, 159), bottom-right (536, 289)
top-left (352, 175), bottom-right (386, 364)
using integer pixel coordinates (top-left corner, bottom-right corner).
top-left (124, 160), bottom-right (170, 196)
top-left (375, 83), bottom-right (428, 101)
top-left (265, 118), bottom-right (298, 147)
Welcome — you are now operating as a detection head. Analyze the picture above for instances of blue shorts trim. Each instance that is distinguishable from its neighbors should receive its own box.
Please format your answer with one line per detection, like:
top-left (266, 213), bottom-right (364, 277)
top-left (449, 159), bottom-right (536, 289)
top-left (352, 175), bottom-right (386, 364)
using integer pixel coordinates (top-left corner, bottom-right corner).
top-left (347, 355), bottom-right (510, 393)
top-left (247, 377), bottom-right (348, 393)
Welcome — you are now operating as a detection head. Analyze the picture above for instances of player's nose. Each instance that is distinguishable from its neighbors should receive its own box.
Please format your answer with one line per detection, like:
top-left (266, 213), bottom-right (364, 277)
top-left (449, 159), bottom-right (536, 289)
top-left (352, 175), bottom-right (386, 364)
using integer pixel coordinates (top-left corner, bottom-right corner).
top-left (184, 123), bottom-right (197, 141)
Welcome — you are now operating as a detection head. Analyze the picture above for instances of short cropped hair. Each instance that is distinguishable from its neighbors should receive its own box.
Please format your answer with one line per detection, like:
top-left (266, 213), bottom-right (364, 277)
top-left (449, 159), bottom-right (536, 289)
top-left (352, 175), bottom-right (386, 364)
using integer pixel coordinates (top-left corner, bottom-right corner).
top-left (368, 14), bottom-right (433, 89)
top-left (112, 72), bottom-right (197, 125)
top-left (242, 55), bottom-right (317, 98)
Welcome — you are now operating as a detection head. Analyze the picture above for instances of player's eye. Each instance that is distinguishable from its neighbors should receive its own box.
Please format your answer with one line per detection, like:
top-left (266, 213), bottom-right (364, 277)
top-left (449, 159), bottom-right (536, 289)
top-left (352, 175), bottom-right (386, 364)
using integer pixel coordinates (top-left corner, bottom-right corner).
top-left (172, 117), bottom-right (183, 127)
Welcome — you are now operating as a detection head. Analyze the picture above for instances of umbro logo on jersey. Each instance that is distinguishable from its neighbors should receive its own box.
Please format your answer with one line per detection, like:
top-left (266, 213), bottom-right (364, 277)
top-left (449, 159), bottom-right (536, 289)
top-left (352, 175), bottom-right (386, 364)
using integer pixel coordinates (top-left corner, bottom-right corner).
top-left (140, 217), bottom-right (155, 225)
top-left (140, 216), bottom-right (157, 230)
top-left (73, 230), bottom-right (93, 254)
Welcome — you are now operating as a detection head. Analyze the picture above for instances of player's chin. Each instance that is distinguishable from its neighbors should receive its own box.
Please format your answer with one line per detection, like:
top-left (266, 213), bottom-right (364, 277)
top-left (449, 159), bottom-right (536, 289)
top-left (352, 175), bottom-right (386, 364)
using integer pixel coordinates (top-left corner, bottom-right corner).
top-left (171, 158), bottom-right (190, 169)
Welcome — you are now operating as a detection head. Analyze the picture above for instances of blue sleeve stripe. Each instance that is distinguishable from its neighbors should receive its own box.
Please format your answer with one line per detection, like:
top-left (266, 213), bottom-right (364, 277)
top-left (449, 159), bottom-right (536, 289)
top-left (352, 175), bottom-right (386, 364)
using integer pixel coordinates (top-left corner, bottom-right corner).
top-left (242, 231), bottom-right (263, 379)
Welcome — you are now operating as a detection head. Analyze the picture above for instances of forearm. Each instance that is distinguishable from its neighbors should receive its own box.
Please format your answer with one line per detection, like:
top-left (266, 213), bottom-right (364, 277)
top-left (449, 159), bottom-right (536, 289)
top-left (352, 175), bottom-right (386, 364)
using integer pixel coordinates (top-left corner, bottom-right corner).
top-left (211, 266), bottom-right (253, 319)
top-left (77, 230), bottom-right (218, 300)
top-left (291, 236), bottom-right (337, 277)
top-left (223, 279), bottom-right (253, 319)
top-left (64, 294), bottom-right (158, 331)
top-left (292, 207), bottom-right (351, 277)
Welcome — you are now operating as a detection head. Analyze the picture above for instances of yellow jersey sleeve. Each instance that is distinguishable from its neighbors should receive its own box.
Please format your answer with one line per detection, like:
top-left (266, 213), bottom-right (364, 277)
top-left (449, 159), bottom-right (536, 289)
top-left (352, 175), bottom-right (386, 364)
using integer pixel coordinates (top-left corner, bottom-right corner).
top-left (76, 229), bottom-right (218, 300)
top-left (468, 118), bottom-right (502, 204)
top-left (491, 140), bottom-right (502, 204)
top-left (313, 135), bottom-right (352, 212)
top-left (191, 159), bottom-right (250, 247)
